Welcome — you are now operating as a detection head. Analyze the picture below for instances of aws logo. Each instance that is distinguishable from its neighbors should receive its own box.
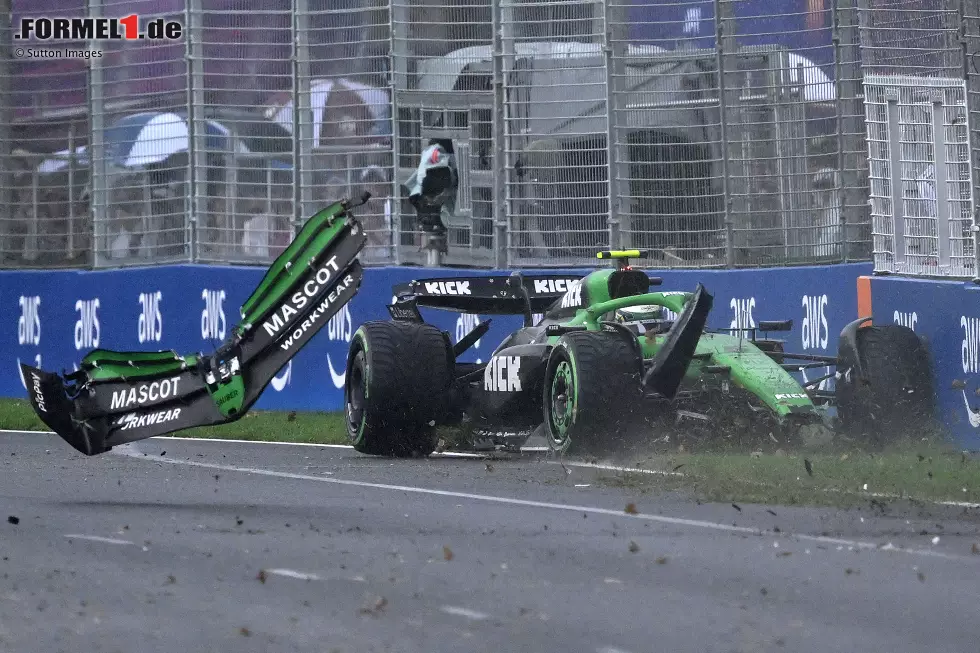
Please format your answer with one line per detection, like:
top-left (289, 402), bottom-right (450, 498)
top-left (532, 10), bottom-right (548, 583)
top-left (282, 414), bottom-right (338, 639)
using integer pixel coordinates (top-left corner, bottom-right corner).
top-left (729, 297), bottom-right (756, 335)
top-left (74, 298), bottom-right (101, 350)
top-left (16, 295), bottom-right (42, 390)
top-left (456, 313), bottom-right (483, 363)
top-left (801, 293), bottom-right (832, 392)
top-left (326, 304), bottom-right (353, 389)
top-left (18, 295), bottom-right (41, 346)
top-left (201, 289), bottom-right (227, 341)
top-left (801, 294), bottom-right (829, 350)
top-left (894, 310), bottom-right (917, 331)
top-left (138, 291), bottom-right (163, 343)
top-left (961, 316), bottom-right (980, 427)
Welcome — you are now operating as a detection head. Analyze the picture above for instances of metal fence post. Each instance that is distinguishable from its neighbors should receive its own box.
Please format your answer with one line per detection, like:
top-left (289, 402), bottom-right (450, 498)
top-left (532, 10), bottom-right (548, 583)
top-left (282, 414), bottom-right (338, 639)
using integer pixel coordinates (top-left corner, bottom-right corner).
top-left (832, 0), bottom-right (848, 263)
top-left (492, 0), bottom-right (508, 269)
top-left (187, 0), bottom-right (206, 263)
top-left (962, 0), bottom-right (980, 282)
top-left (929, 89), bottom-right (953, 272)
top-left (88, 0), bottom-right (108, 269)
top-left (715, 0), bottom-right (735, 268)
top-left (293, 0), bottom-right (314, 232)
top-left (389, 0), bottom-right (405, 266)
top-left (603, 0), bottom-right (620, 252)
top-left (0, 0), bottom-right (12, 265)
top-left (884, 87), bottom-right (908, 271)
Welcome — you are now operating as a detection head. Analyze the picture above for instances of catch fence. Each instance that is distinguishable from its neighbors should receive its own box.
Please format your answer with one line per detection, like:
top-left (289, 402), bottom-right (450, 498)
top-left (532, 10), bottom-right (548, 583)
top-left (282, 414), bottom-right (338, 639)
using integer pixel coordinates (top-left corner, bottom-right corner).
top-left (0, 0), bottom-right (977, 274)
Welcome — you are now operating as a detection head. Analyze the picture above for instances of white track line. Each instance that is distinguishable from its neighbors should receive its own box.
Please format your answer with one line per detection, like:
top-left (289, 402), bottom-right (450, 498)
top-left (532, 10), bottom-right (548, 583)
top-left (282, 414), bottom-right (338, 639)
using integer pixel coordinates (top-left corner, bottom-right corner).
top-left (440, 605), bottom-right (490, 620)
top-left (63, 534), bottom-right (133, 545)
top-left (109, 445), bottom-right (975, 562)
top-left (5, 429), bottom-right (979, 509)
top-left (262, 568), bottom-right (320, 581)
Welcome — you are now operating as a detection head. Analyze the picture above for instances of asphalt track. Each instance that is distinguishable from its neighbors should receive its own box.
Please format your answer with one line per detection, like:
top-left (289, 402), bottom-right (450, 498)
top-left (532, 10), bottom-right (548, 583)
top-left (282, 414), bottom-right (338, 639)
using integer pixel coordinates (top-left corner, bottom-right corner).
top-left (2, 431), bottom-right (980, 652)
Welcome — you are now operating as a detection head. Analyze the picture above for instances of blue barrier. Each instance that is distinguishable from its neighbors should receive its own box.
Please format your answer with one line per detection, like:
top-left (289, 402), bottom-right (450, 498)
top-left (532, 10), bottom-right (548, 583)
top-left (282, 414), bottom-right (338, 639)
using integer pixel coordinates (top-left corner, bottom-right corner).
top-left (864, 275), bottom-right (980, 450)
top-left (4, 262), bottom-right (872, 414)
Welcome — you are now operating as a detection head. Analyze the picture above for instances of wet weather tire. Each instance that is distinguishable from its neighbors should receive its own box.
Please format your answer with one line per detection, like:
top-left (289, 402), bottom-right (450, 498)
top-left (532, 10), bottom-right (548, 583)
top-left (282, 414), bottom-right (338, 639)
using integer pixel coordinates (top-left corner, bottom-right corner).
top-left (344, 321), bottom-right (453, 457)
top-left (542, 330), bottom-right (643, 456)
top-left (836, 324), bottom-right (934, 445)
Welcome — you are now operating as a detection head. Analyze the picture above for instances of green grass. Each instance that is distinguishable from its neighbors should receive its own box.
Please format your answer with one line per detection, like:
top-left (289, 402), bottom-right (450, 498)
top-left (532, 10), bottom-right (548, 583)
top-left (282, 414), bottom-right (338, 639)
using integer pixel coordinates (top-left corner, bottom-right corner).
top-left (601, 440), bottom-right (980, 507)
top-left (3, 397), bottom-right (978, 507)
top-left (0, 398), bottom-right (348, 445)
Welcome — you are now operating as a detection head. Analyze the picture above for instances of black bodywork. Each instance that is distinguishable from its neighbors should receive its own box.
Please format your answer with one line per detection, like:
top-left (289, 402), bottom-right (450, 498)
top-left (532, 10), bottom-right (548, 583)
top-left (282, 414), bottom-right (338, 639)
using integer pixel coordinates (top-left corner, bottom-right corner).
top-left (388, 270), bottom-right (713, 446)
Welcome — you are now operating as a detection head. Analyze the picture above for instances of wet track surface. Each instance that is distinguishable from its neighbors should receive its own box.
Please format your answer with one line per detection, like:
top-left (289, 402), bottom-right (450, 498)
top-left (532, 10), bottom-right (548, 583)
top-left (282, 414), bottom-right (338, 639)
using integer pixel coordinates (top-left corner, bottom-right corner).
top-left (2, 431), bottom-right (980, 652)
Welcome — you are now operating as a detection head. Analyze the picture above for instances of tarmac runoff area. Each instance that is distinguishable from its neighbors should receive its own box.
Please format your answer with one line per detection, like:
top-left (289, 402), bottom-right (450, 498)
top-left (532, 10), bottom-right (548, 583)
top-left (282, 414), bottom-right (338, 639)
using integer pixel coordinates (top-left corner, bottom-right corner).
top-left (1, 430), bottom-right (980, 653)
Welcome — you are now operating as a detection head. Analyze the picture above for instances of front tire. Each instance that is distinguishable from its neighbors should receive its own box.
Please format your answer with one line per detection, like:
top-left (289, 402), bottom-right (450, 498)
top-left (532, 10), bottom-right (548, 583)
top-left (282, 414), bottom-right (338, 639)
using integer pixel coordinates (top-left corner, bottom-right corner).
top-left (344, 321), bottom-right (454, 456)
top-left (836, 324), bottom-right (934, 445)
top-left (542, 330), bottom-right (643, 456)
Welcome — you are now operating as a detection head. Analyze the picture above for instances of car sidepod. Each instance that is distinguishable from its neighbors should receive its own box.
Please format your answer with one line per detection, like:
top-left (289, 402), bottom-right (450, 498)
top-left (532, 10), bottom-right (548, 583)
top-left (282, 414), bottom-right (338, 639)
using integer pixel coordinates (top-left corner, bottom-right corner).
top-left (476, 344), bottom-right (549, 428)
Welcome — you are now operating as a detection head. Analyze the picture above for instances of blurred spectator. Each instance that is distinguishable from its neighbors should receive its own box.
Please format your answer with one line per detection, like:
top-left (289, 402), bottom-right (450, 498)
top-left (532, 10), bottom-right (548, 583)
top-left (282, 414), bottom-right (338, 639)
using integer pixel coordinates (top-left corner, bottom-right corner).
top-left (357, 164), bottom-right (392, 260)
top-left (107, 186), bottom-right (146, 260)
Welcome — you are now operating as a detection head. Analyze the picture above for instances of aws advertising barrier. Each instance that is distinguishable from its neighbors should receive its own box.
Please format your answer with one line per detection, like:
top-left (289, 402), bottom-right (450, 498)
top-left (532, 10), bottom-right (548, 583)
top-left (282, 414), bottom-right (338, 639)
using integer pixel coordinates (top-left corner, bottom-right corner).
top-left (862, 275), bottom-right (980, 450)
top-left (4, 262), bottom-right (871, 414)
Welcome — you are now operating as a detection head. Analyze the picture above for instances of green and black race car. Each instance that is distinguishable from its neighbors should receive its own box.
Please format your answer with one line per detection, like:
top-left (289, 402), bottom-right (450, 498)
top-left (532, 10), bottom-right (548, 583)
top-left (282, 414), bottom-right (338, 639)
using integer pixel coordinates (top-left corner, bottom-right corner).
top-left (344, 251), bottom-right (935, 457)
top-left (21, 193), bottom-right (372, 456)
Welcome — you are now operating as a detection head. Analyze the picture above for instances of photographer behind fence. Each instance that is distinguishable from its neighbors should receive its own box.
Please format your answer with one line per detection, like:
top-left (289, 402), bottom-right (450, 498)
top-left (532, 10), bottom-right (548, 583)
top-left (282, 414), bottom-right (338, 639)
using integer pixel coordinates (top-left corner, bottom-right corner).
top-left (404, 138), bottom-right (457, 262)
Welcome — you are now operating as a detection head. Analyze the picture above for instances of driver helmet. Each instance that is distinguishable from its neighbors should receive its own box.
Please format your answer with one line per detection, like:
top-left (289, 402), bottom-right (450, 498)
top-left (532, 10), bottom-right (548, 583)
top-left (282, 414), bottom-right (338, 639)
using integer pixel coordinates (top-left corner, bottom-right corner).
top-left (613, 304), bottom-right (665, 324)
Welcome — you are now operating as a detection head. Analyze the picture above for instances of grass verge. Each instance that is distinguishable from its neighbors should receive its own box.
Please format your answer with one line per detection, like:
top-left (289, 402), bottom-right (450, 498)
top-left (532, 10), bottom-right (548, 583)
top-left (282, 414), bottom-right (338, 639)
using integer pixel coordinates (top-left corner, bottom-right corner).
top-left (0, 398), bottom-right (348, 445)
top-left (600, 440), bottom-right (980, 508)
top-left (3, 397), bottom-right (978, 507)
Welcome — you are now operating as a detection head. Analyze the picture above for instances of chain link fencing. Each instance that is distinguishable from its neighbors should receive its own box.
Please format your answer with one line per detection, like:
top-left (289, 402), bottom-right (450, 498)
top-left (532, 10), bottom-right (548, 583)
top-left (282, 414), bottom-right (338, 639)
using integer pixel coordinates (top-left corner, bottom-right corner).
top-left (1, 0), bottom-right (978, 274)
top-left (858, 0), bottom-right (977, 278)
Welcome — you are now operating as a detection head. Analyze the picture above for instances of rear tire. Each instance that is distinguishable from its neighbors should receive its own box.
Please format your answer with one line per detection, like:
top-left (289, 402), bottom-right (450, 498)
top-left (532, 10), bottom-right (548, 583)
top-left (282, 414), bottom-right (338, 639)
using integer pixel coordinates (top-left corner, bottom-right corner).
top-left (344, 321), bottom-right (453, 457)
top-left (542, 330), bottom-right (643, 456)
top-left (836, 324), bottom-right (934, 445)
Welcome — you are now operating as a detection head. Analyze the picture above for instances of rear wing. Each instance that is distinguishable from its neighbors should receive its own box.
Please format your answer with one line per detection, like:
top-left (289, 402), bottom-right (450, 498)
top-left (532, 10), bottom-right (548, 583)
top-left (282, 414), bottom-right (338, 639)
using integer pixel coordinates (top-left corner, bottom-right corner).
top-left (391, 274), bottom-right (586, 316)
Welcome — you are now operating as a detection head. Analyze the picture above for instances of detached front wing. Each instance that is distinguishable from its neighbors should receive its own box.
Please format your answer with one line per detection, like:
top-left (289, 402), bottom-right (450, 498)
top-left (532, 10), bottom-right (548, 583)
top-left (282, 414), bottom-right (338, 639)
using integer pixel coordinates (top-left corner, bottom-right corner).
top-left (21, 260), bottom-right (365, 456)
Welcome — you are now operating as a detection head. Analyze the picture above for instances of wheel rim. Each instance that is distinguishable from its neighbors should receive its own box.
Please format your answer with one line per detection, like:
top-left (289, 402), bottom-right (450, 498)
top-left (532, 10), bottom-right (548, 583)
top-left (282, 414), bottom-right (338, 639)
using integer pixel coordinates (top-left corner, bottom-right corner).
top-left (346, 353), bottom-right (366, 438)
top-left (548, 360), bottom-right (574, 447)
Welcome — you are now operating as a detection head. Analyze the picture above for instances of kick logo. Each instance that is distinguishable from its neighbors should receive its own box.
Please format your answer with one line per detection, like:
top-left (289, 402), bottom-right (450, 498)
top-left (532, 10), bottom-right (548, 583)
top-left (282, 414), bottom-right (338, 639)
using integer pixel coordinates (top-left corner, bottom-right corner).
top-left (484, 356), bottom-right (522, 392)
top-left (423, 280), bottom-right (470, 296)
top-left (532, 278), bottom-right (577, 295)
top-left (201, 289), bottom-right (227, 341)
top-left (138, 291), bottom-right (163, 343)
top-left (775, 393), bottom-right (808, 400)
top-left (326, 303), bottom-right (354, 389)
top-left (560, 281), bottom-right (583, 309)
top-left (74, 298), bottom-right (101, 350)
